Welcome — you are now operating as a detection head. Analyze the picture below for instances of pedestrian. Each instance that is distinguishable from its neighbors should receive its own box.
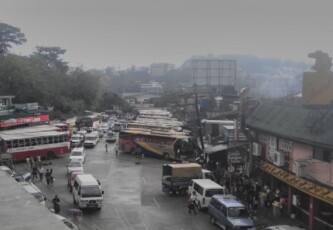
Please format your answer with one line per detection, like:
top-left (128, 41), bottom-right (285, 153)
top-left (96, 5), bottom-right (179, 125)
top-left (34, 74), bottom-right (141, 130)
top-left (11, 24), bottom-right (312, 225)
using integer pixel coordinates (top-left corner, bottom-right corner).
top-left (115, 144), bottom-right (119, 157)
top-left (52, 195), bottom-right (60, 214)
top-left (31, 163), bottom-right (38, 181)
top-left (50, 168), bottom-right (54, 185)
top-left (45, 169), bottom-right (51, 185)
top-left (188, 191), bottom-right (197, 215)
top-left (105, 142), bottom-right (108, 152)
top-left (38, 166), bottom-right (45, 182)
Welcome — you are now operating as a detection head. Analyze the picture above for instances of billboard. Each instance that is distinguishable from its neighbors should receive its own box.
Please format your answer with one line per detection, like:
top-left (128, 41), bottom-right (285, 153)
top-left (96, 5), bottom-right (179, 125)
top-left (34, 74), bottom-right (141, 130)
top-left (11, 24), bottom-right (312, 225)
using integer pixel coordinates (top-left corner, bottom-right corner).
top-left (0, 115), bottom-right (49, 128)
top-left (192, 59), bottom-right (237, 87)
top-left (303, 72), bottom-right (333, 106)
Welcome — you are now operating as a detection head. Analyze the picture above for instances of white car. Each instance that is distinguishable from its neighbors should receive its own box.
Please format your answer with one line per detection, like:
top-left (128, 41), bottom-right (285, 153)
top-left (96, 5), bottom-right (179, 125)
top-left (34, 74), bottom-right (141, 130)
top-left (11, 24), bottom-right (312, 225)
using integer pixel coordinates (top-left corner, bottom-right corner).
top-left (54, 214), bottom-right (79, 230)
top-left (67, 160), bottom-right (83, 175)
top-left (69, 147), bottom-right (86, 163)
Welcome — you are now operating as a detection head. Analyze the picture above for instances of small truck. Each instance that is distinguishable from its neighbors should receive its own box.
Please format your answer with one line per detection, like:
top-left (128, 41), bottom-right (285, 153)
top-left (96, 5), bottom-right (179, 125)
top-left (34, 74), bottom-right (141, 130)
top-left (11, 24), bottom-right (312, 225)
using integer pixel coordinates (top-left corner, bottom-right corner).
top-left (162, 163), bottom-right (215, 195)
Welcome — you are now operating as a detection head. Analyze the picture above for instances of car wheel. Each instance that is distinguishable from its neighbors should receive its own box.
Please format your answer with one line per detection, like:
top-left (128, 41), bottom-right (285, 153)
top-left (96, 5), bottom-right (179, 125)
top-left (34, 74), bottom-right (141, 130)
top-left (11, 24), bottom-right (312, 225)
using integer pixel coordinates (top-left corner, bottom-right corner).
top-left (210, 215), bottom-right (216, 225)
top-left (163, 153), bottom-right (170, 160)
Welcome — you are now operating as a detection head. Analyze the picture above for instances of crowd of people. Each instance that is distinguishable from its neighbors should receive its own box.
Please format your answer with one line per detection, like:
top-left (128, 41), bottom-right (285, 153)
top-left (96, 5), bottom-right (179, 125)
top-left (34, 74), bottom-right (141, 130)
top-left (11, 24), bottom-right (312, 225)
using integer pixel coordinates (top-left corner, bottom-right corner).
top-left (28, 156), bottom-right (55, 185)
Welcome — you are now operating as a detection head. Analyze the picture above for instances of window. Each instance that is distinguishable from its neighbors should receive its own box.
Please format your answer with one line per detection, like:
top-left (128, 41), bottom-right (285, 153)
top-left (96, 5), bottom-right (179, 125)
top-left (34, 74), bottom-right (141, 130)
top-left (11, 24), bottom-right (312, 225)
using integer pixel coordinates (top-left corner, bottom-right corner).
top-left (25, 139), bottom-right (31, 147)
top-left (279, 139), bottom-right (293, 152)
top-left (59, 135), bottom-right (64, 142)
top-left (37, 138), bottom-right (42, 145)
top-left (5, 141), bottom-right (12, 148)
top-left (13, 140), bottom-right (18, 148)
top-left (18, 139), bottom-right (24, 147)
top-left (259, 134), bottom-right (269, 144)
top-left (42, 137), bottom-right (48, 144)
top-left (193, 183), bottom-right (204, 195)
top-left (212, 199), bottom-right (222, 211)
top-left (31, 138), bottom-right (36, 146)
top-left (74, 181), bottom-right (79, 190)
top-left (48, 137), bottom-right (53, 144)
top-left (313, 148), bottom-right (331, 162)
top-left (54, 136), bottom-right (59, 143)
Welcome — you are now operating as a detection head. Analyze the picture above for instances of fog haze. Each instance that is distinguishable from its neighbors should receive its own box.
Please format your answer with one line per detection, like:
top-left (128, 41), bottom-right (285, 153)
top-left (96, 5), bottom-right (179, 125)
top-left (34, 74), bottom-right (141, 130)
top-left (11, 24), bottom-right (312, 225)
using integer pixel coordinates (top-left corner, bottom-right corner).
top-left (1, 0), bottom-right (332, 69)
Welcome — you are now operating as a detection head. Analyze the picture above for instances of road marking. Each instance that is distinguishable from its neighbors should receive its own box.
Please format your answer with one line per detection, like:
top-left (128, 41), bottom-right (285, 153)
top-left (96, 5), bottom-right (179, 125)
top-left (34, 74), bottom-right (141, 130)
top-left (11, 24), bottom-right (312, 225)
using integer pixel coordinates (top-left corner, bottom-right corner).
top-left (142, 176), bottom-right (146, 184)
top-left (152, 197), bottom-right (160, 208)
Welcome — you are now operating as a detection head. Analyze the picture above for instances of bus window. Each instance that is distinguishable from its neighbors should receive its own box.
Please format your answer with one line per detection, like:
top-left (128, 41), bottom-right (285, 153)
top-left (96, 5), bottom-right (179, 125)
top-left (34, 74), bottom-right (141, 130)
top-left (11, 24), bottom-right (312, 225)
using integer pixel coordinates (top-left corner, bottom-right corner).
top-left (42, 137), bottom-right (48, 144)
top-left (13, 140), bottom-right (18, 148)
top-left (25, 139), bottom-right (31, 147)
top-left (48, 137), bottom-right (53, 144)
top-left (31, 138), bottom-right (36, 146)
top-left (6, 141), bottom-right (12, 148)
top-left (37, 138), bottom-right (42, 145)
top-left (59, 135), bottom-right (64, 142)
top-left (54, 136), bottom-right (59, 143)
top-left (19, 139), bottom-right (24, 147)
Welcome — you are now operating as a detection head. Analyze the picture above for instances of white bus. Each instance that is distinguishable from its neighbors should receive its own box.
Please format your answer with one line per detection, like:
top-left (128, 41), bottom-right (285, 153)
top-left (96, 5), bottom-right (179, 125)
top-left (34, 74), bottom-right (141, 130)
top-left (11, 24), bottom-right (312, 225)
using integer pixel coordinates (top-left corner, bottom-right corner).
top-left (83, 131), bottom-right (99, 148)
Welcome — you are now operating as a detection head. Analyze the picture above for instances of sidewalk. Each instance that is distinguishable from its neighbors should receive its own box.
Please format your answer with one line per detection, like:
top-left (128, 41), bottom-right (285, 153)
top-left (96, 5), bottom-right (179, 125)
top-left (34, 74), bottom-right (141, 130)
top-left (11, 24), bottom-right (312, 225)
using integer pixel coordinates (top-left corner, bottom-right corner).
top-left (254, 205), bottom-right (307, 229)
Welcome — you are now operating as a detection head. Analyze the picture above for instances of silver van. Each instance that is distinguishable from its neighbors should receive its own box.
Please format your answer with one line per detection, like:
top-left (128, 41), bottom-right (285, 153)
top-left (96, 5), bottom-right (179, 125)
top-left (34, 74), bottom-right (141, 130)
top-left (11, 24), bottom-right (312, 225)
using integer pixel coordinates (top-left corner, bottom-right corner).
top-left (208, 194), bottom-right (254, 229)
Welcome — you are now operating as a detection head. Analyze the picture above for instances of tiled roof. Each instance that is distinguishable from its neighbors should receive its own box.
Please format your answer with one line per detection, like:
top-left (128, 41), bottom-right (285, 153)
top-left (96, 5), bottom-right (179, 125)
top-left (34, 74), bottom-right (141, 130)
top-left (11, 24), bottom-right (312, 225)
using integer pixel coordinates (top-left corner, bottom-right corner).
top-left (246, 103), bottom-right (333, 147)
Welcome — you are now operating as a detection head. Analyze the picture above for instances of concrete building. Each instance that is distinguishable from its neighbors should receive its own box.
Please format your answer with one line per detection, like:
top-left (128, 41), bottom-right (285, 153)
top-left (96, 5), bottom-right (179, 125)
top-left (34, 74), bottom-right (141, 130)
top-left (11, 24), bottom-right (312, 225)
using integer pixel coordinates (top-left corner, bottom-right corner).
top-left (247, 103), bottom-right (333, 230)
top-left (140, 81), bottom-right (164, 94)
top-left (150, 63), bottom-right (174, 76)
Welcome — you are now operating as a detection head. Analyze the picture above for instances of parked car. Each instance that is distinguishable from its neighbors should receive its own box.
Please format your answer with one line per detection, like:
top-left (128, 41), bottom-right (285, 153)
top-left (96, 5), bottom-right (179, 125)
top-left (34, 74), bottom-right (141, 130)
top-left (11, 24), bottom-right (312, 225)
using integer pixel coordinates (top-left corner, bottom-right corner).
top-left (14, 171), bottom-right (32, 183)
top-left (70, 134), bottom-right (84, 147)
top-left (54, 214), bottom-right (79, 230)
top-left (106, 131), bottom-right (117, 142)
top-left (67, 160), bottom-right (83, 175)
top-left (21, 181), bottom-right (46, 205)
top-left (69, 147), bottom-right (86, 163)
top-left (265, 226), bottom-right (305, 230)
top-left (0, 165), bottom-right (15, 176)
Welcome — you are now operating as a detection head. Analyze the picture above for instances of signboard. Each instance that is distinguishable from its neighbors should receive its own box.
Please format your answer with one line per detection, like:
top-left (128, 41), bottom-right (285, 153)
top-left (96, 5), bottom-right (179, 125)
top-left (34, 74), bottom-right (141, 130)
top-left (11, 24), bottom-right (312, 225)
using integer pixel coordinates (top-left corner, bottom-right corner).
top-left (303, 72), bottom-right (333, 106)
top-left (26, 103), bottom-right (39, 110)
top-left (227, 150), bottom-right (244, 164)
top-left (0, 115), bottom-right (49, 128)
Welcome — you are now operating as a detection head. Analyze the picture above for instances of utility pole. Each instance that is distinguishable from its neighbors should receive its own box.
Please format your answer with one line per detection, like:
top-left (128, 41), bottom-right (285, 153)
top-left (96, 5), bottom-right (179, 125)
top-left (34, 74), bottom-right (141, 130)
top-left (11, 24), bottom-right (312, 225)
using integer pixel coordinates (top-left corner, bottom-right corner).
top-left (194, 84), bottom-right (205, 159)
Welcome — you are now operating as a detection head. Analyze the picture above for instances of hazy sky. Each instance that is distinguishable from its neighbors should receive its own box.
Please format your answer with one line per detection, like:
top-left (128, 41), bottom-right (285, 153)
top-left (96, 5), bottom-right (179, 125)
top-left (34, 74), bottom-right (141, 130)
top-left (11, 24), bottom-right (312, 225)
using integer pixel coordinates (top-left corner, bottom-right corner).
top-left (1, 0), bottom-right (332, 69)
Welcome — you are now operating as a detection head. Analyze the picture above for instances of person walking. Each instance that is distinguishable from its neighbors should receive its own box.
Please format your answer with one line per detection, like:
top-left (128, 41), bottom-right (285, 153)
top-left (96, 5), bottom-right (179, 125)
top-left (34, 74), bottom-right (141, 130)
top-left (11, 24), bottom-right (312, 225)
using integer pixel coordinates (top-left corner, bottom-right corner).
top-left (105, 142), bottom-right (108, 152)
top-left (52, 195), bottom-right (60, 214)
top-left (45, 169), bottom-right (51, 185)
top-left (31, 163), bottom-right (38, 181)
top-left (115, 144), bottom-right (119, 157)
top-left (38, 166), bottom-right (45, 182)
top-left (50, 168), bottom-right (54, 185)
top-left (188, 192), bottom-right (197, 215)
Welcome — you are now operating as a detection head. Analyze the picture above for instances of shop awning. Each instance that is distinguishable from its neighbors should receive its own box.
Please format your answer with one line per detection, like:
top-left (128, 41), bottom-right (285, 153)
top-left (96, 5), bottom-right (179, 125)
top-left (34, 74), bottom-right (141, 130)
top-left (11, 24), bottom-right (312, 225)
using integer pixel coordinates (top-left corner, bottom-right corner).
top-left (260, 161), bottom-right (333, 206)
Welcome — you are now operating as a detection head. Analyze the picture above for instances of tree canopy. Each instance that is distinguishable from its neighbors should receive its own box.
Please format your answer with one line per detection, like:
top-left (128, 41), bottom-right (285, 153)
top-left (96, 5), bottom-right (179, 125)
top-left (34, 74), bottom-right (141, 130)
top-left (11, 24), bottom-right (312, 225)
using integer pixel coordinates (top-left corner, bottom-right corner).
top-left (0, 23), bottom-right (27, 56)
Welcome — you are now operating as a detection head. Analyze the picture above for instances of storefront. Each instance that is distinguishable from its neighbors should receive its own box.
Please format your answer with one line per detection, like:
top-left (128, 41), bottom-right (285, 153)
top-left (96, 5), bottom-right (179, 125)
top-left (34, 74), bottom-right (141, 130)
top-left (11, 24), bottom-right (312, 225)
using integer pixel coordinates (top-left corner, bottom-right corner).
top-left (260, 161), bottom-right (333, 230)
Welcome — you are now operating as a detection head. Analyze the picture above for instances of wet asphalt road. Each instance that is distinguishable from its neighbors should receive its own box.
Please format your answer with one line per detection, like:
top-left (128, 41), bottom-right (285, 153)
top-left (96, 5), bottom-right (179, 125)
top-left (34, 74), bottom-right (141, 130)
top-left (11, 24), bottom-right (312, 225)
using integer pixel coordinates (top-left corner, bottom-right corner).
top-left (14, 138), bottom-right (219, 230)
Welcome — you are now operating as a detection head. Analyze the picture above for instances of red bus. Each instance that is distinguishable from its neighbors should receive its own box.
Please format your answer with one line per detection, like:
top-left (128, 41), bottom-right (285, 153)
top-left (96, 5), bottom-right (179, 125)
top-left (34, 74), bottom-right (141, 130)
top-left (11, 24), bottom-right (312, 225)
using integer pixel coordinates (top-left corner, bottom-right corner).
top-left (0, 130), bottom-right (70, 161)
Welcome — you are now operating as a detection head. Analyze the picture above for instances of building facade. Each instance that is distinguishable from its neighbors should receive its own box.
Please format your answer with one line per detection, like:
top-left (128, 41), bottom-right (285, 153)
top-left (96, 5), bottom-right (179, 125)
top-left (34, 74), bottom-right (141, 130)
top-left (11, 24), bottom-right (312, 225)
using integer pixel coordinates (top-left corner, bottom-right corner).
top-left (247, 103), bottom-right (333, 230)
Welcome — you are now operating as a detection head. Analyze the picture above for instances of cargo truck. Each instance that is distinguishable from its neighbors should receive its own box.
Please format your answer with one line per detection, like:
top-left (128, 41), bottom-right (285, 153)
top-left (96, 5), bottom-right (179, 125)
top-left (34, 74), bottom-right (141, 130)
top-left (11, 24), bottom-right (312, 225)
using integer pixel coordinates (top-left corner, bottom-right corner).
top-left (162, 163), bottom-right (215, 195)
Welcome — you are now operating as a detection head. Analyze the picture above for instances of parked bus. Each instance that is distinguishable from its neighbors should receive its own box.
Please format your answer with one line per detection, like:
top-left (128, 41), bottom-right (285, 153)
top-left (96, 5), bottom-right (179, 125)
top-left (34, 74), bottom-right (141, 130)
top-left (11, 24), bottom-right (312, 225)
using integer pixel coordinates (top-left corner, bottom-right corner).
top-left (0, 130), bottom-right (70, 161)
top-left (118, 129), bottom-right (195, 160)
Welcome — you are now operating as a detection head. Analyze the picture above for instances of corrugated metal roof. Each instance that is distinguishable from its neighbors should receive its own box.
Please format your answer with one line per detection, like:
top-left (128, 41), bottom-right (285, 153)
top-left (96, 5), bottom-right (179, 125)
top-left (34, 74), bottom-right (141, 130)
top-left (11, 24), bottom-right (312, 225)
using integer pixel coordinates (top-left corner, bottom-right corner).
top-left (246, 103), bottom-right (333, 147)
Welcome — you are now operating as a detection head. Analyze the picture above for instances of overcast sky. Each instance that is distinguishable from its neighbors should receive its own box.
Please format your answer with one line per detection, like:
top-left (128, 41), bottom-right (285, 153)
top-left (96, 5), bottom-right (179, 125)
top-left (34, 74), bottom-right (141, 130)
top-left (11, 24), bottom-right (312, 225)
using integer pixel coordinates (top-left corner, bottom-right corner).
top-left (1, 0), bottom-right (332, 69)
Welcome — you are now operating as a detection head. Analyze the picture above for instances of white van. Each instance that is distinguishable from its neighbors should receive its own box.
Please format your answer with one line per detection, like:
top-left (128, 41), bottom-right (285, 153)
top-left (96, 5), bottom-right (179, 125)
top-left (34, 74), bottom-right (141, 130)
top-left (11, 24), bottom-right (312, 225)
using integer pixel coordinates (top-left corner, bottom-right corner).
top-left (188, 179), bottom-right (226, 210)
top-left (83, 131), bottom-right (99, 147)
top-left (21, 182), bottom-right (46, 205)
top-left (72, 174), bottom-right (104, 209)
